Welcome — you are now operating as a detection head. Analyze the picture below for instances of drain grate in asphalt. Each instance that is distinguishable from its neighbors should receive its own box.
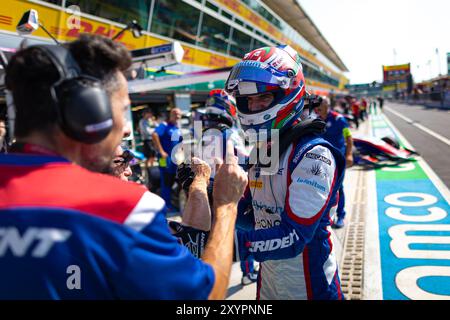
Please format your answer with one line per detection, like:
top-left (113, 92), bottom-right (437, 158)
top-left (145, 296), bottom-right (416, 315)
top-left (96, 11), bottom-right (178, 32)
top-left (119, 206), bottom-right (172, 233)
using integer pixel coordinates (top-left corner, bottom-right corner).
top-left (340, 170), bottom-right (367, 300)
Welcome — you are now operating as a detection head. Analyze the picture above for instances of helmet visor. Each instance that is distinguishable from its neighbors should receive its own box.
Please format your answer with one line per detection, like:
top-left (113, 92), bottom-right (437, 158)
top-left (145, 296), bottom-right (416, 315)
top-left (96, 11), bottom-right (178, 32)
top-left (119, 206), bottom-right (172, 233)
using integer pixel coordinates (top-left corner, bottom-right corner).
top-left (226, 61), bottom-right (289, 95)
top-left (235, 90), bottom-right (286, 115)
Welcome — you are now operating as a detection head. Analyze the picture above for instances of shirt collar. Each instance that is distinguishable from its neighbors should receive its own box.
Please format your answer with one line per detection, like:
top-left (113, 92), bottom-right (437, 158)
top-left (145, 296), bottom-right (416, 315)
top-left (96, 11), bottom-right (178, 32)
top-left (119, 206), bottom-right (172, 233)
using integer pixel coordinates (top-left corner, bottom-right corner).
top-left (10, 142), bottom-right (60, 156)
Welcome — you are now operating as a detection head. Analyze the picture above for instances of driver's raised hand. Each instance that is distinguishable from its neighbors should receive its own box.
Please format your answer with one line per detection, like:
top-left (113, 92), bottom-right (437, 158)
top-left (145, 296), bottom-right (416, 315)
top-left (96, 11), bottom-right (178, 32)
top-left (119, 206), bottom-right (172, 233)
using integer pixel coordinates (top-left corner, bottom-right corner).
top-left (212, 141), bottom-right (248, 208)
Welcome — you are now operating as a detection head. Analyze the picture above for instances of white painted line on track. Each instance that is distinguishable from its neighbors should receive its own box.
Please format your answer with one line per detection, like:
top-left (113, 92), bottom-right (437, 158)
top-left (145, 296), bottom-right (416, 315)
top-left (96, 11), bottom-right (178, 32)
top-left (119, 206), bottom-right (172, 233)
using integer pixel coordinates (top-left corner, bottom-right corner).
top-left (363, 115), bottom-right (383, 300)
top-left (364, 168), bottom-right (383, 300)
top-left (384, 106), bottom-right (450, 146)
top-left (382, 114), bottom-right (450, 203)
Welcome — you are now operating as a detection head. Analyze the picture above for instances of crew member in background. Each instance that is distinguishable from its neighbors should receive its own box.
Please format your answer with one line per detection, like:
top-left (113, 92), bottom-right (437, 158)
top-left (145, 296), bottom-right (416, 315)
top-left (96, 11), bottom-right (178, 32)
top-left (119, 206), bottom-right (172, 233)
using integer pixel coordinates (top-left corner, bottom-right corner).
top-left (315, 96), bottom-right (353, 228)
top-left (370, 97), bottom-right (377, 114)
top-left (201, 89), bottom-right (247, 170)
top-left (105, 145), bottom-right (134, 181)
top-left (152, 108), bottom-right (182, 213)
top-left (351, 98), bottom-right (360, 129)
top-left (200, 89), bottom-right (258, 286)
top-left (139, 108), bottom-right (157, 169)
top-left (360, 97), bottom-right (368, 121)
top-left (377, 96), bottom-right (384, 111)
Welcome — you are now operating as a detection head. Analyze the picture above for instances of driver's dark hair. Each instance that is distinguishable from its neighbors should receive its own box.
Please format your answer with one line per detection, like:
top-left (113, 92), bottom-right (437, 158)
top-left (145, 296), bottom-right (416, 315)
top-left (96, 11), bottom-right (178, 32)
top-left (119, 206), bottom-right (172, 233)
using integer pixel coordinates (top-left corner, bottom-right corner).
top-left (5, 34), bottom-right (132, 138)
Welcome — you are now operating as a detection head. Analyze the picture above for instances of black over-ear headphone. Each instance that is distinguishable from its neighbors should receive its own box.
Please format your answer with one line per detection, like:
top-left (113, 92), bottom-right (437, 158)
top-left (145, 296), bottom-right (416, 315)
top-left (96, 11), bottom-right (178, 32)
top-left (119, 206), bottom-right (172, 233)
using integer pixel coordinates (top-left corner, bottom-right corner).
top-left (33, 45), bottom-right (113, 144)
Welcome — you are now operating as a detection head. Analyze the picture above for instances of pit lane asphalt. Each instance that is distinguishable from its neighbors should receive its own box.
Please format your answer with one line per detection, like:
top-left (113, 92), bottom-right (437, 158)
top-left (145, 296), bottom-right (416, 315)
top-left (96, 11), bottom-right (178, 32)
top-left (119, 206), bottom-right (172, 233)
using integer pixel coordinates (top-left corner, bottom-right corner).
top-left (383, 102), bottom-right (450, 188)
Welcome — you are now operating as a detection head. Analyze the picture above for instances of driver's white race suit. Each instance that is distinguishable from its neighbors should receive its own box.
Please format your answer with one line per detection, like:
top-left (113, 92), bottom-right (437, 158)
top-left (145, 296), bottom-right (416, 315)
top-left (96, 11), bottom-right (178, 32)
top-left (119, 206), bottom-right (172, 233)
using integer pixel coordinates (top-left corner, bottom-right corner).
top-left (236, 134), bottom-right (345, 300)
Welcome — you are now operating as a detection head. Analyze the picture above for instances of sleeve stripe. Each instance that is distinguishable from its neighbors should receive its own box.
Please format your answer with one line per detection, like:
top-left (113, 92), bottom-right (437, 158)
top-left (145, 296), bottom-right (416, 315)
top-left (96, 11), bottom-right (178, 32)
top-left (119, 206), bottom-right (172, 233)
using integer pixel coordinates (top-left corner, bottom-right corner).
top-left (123, 192), bottom-right (165, 232)
top-left (303, 246), bottom-right (313, 300)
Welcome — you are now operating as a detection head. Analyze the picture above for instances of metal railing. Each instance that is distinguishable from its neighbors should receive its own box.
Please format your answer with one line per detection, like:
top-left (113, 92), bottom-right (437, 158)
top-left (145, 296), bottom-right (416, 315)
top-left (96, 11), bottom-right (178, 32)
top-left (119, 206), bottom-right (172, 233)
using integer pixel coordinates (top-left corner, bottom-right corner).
top-left (390, 90), bottom-right (450, 109)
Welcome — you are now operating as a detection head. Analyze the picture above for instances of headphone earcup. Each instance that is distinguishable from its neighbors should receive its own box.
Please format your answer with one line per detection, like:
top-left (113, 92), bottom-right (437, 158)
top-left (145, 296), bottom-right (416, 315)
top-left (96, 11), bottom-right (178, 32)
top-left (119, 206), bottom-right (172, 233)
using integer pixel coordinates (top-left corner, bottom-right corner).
top-left (55, 78), bottom-right (113, 144)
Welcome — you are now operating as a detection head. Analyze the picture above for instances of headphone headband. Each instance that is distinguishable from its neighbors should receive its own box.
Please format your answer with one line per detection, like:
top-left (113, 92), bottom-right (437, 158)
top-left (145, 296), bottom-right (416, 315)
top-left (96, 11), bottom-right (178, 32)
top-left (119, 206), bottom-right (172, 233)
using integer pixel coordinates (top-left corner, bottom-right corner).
top-left (32, 45), bottom-right (82, 82)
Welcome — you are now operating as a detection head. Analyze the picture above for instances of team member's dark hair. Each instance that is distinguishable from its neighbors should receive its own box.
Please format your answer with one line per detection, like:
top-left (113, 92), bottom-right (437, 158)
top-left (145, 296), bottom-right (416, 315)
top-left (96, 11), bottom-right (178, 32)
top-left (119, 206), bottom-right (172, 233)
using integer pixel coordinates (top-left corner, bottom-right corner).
top-left (5, 34), bottom-right (132, 138)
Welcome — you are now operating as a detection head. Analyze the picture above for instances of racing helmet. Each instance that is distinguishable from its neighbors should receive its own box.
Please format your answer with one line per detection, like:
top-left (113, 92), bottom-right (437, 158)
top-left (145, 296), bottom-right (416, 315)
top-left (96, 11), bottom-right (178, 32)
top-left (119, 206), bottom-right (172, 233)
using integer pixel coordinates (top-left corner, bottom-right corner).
top-left (201, 89), bottom-right (237, 129)
top-left (224, 45), bottom-right (306, 131)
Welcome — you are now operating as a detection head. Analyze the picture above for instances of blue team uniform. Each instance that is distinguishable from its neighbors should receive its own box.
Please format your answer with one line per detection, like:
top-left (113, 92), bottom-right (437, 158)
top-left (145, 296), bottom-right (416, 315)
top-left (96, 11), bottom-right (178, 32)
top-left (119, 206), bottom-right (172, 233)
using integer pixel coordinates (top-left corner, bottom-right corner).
top-left (155, 122), bottom-right (182, 172)
top-left (320, 111), bottom-right (351, 221)
top-left (155, 122), bottom-right (182, 209)
top-left (321, 111), bottom-right (349, 155)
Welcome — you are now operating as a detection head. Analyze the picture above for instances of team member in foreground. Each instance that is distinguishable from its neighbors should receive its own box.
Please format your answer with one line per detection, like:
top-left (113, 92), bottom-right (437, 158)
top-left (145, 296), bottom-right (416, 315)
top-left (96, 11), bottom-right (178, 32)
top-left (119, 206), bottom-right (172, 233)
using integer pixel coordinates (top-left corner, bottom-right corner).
top-left (0, 34), bottom-right (247, 299)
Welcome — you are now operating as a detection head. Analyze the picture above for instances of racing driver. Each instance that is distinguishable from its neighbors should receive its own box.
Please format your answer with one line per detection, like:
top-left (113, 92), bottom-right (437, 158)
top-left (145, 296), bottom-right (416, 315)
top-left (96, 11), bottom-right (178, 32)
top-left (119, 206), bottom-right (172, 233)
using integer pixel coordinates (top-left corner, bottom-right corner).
top-left (226, 45), bottom-right (346, 300)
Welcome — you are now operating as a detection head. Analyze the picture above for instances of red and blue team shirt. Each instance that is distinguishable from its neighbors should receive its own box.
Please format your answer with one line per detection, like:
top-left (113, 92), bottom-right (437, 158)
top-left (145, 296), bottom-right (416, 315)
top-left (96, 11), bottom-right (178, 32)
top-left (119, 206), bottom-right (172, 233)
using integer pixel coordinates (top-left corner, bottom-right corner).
top-left (0, 151), bottom-right (214, 299)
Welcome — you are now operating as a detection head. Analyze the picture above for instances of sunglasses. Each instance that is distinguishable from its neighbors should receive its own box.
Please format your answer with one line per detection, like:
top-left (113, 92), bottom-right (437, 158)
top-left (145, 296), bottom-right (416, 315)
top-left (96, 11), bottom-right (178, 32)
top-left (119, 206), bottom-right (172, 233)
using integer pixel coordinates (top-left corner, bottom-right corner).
top-left (113, 150), bottom-right (134, 165)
